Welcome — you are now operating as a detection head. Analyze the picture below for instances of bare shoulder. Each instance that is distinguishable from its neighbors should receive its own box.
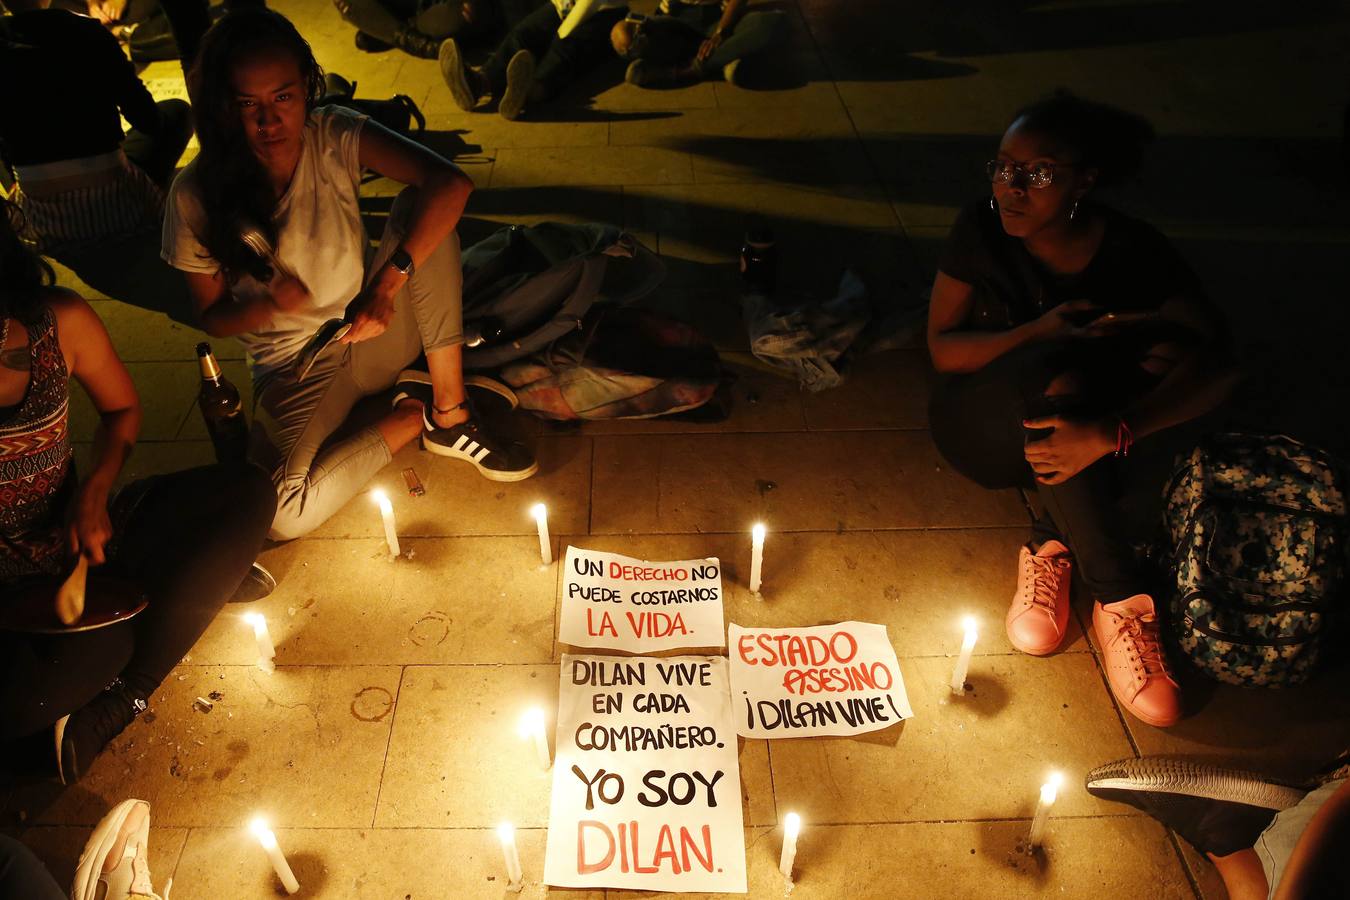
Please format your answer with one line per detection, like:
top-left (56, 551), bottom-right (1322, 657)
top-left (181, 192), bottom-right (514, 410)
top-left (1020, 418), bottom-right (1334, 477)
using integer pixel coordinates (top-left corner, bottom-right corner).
top-left (46, 289), bottom-right (115, 366)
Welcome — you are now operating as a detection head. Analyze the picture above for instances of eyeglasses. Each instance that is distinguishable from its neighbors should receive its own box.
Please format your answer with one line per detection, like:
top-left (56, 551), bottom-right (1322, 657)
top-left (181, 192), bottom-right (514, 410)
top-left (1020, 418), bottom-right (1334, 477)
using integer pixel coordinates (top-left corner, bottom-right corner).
top-left (985, 159), bottom-right (1076, 190)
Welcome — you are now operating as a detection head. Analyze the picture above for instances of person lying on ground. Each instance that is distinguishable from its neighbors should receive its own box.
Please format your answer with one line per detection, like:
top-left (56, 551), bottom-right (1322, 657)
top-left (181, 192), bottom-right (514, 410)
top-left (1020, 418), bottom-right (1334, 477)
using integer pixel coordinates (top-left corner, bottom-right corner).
top-left (0, 0), bottom-right (195, 324)
top-left (611, 0), bottom-right (786, 88)
top-left (925, 92), bottom-right (1237, 729)
top-left (164, 8), bottom-right (537, 541)
top-left (333, 0), bottom-right (500, 58)
top-left (0, 197), bottom-right (275, 786)
top-left (438, 0), bottom-right (628, 121)
top-left (1087, 754), bottom-right (1350, 900)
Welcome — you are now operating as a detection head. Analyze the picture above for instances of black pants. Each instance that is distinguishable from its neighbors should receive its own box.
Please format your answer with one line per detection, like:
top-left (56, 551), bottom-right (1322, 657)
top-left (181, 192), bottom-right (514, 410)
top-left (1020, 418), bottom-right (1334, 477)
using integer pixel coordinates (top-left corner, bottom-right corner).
top-left (0, 836), bottom-right (64, 900)
top-left (483, 3), bottom-right (627, 101)
top-left (122, 98), bottom-right (193, 188)
top-left (0, 463), bottom-right (275, 742)
top-left (929, 336), bottom-right (1198, 604)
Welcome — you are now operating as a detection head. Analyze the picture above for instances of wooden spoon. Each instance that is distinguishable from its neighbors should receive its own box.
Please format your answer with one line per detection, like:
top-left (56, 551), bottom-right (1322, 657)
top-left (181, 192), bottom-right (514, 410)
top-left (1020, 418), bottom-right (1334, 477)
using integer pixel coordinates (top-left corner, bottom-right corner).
top-left (54, 554), bottom-right (89, 626)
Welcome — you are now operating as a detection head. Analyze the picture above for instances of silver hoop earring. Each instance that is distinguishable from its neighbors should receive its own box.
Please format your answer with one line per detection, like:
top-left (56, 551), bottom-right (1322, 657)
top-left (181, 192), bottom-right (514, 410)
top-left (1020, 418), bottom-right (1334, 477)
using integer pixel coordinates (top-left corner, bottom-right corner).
top-left (990, 195), bottom-right (997, 212)
top-left (1069, 199), bottom-right (1079, 221)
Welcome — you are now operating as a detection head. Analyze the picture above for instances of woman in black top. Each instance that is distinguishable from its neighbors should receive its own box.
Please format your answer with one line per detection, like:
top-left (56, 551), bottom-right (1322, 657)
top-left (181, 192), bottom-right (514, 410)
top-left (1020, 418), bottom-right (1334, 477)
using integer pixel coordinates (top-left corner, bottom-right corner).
top-left (926, 93), bottom-right (1236, 728)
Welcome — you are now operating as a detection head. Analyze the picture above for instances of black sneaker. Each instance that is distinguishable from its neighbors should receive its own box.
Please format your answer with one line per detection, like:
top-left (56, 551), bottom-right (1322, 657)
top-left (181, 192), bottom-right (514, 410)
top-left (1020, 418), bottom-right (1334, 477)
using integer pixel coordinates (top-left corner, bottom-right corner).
top-left (228, 561), bottom-right (276, 603)
top-left (421, 409), bottom-right (537, 481)
top-left (392, 369), bottom-right (519, 411)
top-left (354, 30), bottom-right (393, 53)
top-left (1085, 756), bottom-right (1307, 856)
top-left (55, 678), bottom-right (148, 785)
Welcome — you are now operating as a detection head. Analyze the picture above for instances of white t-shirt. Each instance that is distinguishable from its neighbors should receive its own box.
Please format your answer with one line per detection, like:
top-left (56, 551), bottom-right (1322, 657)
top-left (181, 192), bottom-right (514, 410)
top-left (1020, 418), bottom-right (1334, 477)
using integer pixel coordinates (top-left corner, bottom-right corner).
top-left (162, 105), bottom-right (368, 381)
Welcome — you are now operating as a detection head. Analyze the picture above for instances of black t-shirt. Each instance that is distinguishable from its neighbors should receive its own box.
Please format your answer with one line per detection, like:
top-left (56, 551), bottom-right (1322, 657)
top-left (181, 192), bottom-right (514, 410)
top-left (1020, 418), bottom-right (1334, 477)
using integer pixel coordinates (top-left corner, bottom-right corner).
top-left (937, 199), bottom-right (1205, 332)
top-left (0, 9), bottom-right (160, 167)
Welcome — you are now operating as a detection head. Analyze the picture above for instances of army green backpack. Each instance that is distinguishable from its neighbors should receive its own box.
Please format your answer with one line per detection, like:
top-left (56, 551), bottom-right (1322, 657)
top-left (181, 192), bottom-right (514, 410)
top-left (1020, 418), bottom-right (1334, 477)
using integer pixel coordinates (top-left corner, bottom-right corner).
top-left (1163, 433), bottom-right (1347, 687)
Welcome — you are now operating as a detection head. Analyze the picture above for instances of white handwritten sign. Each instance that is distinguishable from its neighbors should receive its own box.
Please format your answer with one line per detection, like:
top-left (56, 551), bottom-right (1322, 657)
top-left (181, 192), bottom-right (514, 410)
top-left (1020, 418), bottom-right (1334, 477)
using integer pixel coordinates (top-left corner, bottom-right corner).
top-left (559, 547), bottom-right (726, 652)
top-left (729, 622), bottom-right (914, 738)
top-left (544, 654), bottom-right (747, 893)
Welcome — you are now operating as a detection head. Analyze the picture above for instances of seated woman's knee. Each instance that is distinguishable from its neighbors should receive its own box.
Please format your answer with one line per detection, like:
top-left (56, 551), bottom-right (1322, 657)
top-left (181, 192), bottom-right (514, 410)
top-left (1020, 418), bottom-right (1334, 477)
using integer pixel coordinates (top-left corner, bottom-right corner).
top-left (267, 471), bottom-right (315, 542)
top-left (1140, 341), bottom-right (1185, 377)
top-left (1043, 368), bottom-right (1085, 400)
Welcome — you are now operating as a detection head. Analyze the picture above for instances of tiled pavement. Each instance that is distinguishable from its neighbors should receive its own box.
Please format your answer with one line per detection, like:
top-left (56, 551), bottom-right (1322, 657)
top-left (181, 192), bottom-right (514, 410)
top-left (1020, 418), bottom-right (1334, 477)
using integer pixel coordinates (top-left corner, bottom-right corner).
top-left (6, 0), bottom-right (1350, 897)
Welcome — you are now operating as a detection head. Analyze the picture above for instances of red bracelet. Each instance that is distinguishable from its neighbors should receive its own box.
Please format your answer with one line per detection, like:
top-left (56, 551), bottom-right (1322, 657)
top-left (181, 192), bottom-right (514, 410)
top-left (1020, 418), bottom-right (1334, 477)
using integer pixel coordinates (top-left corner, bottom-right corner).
top-left (1115, 417), bottom-right (1134, 457)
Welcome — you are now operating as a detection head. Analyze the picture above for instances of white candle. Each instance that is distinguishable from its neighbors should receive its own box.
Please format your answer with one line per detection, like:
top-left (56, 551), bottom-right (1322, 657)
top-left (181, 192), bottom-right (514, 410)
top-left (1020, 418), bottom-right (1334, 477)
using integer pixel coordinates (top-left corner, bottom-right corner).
top-left (372, 489), bottom-right (400, 558)
top-left (519, 707), bottom-right (551, 769)
top-left (749, 523), bottom-right (766, 594)
top-left (530, 503), bottom-right (551, 566)
top-left (949, 615), bottom-right (978, 694)
top-left (243, 613), bottom-right (275, 674)
top-left (249, 817), bottom-right (299, 894)
top-left (779, 812), bottom-right (801, 882)
top-left (1028, 772), bottom-right (1063, 847)
top-left (497, 822), bottom-right (523, 888)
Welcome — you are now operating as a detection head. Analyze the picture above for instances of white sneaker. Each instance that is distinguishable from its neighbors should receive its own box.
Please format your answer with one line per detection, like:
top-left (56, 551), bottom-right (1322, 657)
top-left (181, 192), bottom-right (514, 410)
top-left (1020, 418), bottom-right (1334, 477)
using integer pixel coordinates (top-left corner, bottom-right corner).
top-left (71, 799), bottom-right (169, 900)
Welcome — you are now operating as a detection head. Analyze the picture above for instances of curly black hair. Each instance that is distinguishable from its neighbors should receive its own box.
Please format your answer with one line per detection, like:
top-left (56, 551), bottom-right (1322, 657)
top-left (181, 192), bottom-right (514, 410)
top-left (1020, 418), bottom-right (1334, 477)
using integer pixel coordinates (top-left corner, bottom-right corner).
top-left (1010, 91), bottom-right (1155, 188)
top-left (186, 8), bottom-right (326, 284)
top-left (0, 198), bottom-right (55, 325)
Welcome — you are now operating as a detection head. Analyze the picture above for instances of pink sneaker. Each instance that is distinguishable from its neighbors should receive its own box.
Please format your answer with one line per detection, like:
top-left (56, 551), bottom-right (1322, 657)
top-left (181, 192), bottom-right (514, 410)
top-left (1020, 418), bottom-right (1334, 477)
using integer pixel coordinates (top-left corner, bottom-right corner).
top-left (1005, 540), bottom-right (1072, 655)
top-left (1093, 594), bottom-right (1182, 728)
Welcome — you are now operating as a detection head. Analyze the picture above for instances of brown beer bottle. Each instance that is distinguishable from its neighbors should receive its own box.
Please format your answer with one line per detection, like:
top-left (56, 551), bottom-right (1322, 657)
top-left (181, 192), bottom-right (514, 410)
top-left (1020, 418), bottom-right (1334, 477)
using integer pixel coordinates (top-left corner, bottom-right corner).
top-left (196, 342), bottom-right (249, 462)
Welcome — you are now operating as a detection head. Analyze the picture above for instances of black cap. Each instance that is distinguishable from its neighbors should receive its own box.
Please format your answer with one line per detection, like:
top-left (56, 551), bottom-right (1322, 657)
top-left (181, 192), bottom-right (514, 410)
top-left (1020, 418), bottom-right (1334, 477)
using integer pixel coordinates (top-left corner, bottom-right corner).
top-left (196, 342), bottom-right (212, 357)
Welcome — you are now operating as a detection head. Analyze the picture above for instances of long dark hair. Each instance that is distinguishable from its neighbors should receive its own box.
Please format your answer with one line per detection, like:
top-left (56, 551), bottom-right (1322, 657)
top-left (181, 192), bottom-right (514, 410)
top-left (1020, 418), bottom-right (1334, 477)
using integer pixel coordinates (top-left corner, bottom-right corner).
top-left (187, 8), bottom-right (325, 284)
top-left (1011, 91), bottom-right (1155, 189)
top-left (0, 198), bottom-right (55, 325)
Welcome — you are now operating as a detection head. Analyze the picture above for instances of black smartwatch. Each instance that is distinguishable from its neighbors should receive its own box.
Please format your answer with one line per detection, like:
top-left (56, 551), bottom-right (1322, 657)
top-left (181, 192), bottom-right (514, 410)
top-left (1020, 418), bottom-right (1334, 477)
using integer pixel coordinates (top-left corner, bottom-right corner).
top-left (388, 247), bottom-right (414, 276)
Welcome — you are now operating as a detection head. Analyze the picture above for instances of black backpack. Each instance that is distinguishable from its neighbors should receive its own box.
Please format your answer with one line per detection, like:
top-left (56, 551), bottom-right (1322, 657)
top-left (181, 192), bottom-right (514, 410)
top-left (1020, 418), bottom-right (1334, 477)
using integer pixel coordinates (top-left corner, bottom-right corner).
top-left (458, 222), bottom-right (664, 370)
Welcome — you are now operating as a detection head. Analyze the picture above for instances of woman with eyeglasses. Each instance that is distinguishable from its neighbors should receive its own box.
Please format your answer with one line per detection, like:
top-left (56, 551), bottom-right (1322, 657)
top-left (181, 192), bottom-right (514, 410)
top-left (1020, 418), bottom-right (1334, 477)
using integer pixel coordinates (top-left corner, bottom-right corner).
top-left (926, 92), bottom-right (1237, 728)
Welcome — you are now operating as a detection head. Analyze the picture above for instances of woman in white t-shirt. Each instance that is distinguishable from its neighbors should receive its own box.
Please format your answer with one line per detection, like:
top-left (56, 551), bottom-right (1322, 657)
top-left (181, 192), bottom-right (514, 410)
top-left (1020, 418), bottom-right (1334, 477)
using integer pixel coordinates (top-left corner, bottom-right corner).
top-left (163, 8), bottom-right (536, 541)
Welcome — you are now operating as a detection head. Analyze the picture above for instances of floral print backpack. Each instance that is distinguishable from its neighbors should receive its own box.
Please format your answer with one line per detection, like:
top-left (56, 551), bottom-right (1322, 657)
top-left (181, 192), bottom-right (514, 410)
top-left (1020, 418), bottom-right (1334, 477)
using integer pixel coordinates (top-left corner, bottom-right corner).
top-left (1163, 433), bottom-right (1347, 687)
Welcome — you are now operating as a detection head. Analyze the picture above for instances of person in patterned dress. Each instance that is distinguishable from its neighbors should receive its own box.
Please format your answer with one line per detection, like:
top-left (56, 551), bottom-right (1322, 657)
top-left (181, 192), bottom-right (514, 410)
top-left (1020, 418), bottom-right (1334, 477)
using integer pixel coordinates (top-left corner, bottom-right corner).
top-left (1, 198), bottom-right (275, 784)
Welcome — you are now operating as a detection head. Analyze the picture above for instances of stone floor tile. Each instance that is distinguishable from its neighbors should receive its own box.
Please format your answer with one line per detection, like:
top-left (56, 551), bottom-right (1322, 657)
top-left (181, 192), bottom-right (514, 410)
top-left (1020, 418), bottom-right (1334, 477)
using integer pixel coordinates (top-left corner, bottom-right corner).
top-left (373, 664), bottom-right (560, 827)
top-left (800, 350), bottom-right (931, 431)
top-left (169, 825), bottom-right (604, 899)
top-left (592, 80), bottom-right (721, 111)
top-left (68, 361), bottom-right (199, 443)
top-left (608, 105), bottom-right (855, 147)
top-left (589, 431), bottom-right (1028, 534)
top-left (767, 654), bottom-right (1134, 824)
top-left (15, 825), bottom-right (187, 896)
top-left (12, 666), bottom-right (401, 829)
top-left (86, 299), bottom-right (231, 362)
top-left (724, 528), bottom-right (1087, 659)
top-left (606, 816), bottom-right (1191, 900)
top-left (1116, 660), bottom-right (1350, 783)
top-left (710, 68), bottom-right (845, 112)
top-left (422, 111), bottom-right (611, 149)
top-left (620, 182), bottom-right (911, 303)
top-left (188, 536), bottom-right (559, 666)
top-left (490, 146), bottom-right (696, 189)
top-left (304, 434), bottom-right (592, 539)
top-left (203, 536), bottom-right (559, 665)
top-left (186, 539), bottom-right (399, 666)
top-left (576, 357), bottom-right (807, 435)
